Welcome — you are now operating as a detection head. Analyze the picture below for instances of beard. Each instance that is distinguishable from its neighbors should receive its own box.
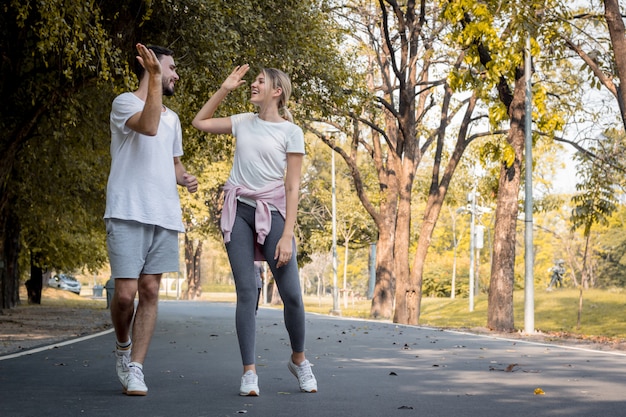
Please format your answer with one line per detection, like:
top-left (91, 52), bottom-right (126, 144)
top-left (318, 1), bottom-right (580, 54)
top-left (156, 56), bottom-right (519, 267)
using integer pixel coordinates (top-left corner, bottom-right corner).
top-left (163, 79), bottom-right (175, 96)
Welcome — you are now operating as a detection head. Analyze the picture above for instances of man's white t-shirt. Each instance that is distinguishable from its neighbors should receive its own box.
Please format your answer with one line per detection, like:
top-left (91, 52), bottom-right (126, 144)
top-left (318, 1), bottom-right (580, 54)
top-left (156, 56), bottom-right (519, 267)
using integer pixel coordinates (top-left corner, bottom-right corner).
top-left (104, 92), bottom-right (184, 232)
top-left (229, 113), bottom-right (305, 206)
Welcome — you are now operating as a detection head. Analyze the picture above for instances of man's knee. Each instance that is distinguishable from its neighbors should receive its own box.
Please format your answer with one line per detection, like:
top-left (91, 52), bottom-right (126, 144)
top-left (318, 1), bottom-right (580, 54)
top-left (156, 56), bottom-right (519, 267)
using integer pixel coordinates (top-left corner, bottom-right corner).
top-left (138, 274), bottom-right (161, 302)
top-left (113, 279), bottom-right (139, 306)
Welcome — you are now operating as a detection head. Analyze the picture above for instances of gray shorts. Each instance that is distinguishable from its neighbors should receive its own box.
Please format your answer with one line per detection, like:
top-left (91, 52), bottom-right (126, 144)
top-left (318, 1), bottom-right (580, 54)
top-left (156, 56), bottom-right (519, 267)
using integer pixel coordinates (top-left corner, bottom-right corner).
top-left (105, 218), bottom-right (180, 279)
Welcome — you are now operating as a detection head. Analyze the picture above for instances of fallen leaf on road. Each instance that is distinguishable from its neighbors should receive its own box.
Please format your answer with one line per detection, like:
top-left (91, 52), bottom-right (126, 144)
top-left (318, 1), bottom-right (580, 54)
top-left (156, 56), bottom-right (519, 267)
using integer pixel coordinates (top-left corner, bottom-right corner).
top-left (505, 363), bottom-right (519, 372)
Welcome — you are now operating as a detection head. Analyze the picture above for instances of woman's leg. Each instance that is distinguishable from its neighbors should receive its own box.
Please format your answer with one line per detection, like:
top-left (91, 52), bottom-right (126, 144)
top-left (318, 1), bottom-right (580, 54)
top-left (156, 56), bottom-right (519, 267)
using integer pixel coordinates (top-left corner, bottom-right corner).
top-left (262, 211), bottom-right (306, 355)
top-left (225, 203), bottom-right (259, 370)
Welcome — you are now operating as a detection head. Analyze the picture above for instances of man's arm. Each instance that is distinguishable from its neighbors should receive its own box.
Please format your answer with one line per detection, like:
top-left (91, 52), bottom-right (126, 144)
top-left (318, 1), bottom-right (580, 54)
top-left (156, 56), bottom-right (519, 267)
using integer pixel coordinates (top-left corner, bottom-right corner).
top-left (126, 44), bottom-right (163, 136)
top-left (174, 157), bottom-right (198, 193)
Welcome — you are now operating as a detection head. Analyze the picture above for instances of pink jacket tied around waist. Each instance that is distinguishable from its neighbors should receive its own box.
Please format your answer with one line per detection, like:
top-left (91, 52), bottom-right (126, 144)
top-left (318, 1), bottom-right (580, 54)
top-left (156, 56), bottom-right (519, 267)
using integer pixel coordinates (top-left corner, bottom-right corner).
top-left (221, 179), bottom-right (287, 260)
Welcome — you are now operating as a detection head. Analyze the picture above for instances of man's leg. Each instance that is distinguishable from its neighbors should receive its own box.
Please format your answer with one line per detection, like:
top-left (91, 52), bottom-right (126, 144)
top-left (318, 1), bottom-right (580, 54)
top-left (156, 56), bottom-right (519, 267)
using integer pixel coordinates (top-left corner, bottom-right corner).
top-left (130, 273), bottom-right (162, 364)
top-left (117, 273), bottom-right (161, 396)
top-left (110, 278), bottom-right (137, 391)
top-left (110, 278), bottom-right (138, 345)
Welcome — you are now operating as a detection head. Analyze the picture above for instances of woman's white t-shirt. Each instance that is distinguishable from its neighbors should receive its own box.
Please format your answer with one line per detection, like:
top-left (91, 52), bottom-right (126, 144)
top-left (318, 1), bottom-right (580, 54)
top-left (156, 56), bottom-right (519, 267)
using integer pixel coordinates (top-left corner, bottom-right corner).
top-left (104, 92), bottom-right (184, 232)
top-left (229, 112), bottom-right (305, 200)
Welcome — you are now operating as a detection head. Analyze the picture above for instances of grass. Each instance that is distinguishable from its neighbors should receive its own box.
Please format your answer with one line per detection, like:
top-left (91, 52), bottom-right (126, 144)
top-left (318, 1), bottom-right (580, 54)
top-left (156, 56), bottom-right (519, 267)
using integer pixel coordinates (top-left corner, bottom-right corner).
top-left (300, 288), bottom-right (626, 341)
top-left (21, 287), bottom-right (108, 308)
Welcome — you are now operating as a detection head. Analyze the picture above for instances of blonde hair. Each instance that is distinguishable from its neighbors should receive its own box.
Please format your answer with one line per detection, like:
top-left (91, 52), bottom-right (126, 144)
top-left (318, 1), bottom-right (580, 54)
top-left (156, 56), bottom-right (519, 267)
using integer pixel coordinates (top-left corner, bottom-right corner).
top-left (262, 68), bottom-right (294, 122)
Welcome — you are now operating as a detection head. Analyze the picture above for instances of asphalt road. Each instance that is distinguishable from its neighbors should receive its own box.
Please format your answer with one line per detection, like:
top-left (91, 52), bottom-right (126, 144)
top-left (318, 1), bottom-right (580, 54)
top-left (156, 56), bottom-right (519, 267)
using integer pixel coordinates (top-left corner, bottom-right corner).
top-left (1, 301), bottom-right (625, 417)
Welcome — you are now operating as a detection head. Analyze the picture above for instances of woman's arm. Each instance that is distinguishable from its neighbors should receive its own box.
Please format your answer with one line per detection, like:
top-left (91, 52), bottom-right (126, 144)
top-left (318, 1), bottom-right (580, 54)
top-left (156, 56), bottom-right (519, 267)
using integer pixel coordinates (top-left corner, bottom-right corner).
top-left (275, 152), bottom-right (303, 268)
top-left (192, 65), bottom-right (250, 134)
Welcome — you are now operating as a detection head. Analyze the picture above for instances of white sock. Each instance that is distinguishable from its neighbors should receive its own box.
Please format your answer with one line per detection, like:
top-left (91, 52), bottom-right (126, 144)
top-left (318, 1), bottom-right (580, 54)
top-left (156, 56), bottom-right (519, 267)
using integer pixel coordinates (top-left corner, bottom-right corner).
top-left (116, 339), bottom-right (131, 349)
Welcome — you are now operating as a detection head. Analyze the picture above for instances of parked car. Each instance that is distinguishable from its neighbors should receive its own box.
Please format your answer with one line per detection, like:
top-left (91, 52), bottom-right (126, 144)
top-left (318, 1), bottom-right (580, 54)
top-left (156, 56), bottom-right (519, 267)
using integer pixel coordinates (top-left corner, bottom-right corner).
top-left (47, 274), bottom-right (81, 295)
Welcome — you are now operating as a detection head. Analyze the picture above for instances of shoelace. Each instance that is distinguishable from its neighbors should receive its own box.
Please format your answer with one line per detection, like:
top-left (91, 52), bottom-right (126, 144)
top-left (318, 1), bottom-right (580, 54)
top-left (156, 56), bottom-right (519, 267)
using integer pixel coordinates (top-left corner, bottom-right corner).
top-left (117, 351), bottom-right (130, 368)
top-left (296, 363), bottom-right (314, 380)
top-left (242, 372), bottom-right (257, 384)
top-left (128, 366), bottom-right (143, 378)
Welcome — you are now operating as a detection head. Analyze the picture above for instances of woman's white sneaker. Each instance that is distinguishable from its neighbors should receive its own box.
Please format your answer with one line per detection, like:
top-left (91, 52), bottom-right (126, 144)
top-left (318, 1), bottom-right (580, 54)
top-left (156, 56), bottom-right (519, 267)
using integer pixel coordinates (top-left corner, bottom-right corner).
top-left (288, 359), bottom-right (318, 393)
top-left (239, 370), bottom-right (260, 396)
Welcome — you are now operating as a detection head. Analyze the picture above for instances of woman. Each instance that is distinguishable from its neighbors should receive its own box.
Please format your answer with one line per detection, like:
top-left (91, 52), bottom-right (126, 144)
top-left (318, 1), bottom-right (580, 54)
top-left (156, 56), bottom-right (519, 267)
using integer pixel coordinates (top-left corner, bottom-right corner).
top-left (192, 65), bottom-right (317, 396)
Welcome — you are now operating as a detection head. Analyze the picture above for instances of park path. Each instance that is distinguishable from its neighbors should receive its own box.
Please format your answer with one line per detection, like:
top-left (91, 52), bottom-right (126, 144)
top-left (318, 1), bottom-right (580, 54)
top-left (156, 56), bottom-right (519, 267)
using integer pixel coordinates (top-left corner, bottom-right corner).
top-left (1, 300), bottom-right (625, 417)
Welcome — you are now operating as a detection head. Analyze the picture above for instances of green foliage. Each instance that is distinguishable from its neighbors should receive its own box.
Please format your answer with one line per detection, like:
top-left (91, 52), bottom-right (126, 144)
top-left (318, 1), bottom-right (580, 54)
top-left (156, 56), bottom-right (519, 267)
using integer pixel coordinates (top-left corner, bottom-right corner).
top-left (440, 0), bottom-right (568, 160)
top-left (0, 0), bottom-right (353, 303)
top-left (15, 87), bottom-right (112, 273)
top-left (1, 1), bottom-right (133, 281)
top-left (593, 206), bottom-right (626, 288)
top-left (298, 136), bottom-right (377, 264)
top-left (570, 150), bottom-right (618, 237)
top-left (148, 0), bottom-right (356, 247)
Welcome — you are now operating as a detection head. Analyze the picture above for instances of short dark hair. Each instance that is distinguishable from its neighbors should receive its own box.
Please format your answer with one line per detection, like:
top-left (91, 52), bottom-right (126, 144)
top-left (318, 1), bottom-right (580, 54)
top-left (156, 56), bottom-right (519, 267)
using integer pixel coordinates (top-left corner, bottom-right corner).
top-left (134, 45), bottom-right (174, 79)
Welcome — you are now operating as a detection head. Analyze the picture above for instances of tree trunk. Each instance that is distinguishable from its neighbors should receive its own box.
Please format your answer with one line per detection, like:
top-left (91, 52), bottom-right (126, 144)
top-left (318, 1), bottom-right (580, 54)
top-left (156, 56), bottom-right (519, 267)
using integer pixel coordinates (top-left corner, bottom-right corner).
top-left (370, 217), bottom-right (396, 318)
top-left (577, 230), bottom-right (592, 328)
top-left (27, 262), bottom-right (43, 305)
top-left (408, 91), bottom-right (477, 323)
top-left (343, 240), bottom-right (349, 309)
top-left (393, 171), bottom-right (417, 324)
top-left (487, 74), bottom-right (527, 332)
top-left (183, 236), bottom-right (203, 300)
top-left (0, 206), bottom-right (20, 309)
top-left (271, 280), bottom-right (282, 305)
top-left (191, 240), bottom-right (203, 299)
top-left (604, 0), bottom-right (626, 130)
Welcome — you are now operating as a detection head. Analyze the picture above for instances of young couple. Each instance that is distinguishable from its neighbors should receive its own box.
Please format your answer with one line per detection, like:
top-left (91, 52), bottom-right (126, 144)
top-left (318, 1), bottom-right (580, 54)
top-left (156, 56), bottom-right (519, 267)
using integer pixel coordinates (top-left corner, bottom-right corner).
top-left (104, 43), bottom-right (317, 397)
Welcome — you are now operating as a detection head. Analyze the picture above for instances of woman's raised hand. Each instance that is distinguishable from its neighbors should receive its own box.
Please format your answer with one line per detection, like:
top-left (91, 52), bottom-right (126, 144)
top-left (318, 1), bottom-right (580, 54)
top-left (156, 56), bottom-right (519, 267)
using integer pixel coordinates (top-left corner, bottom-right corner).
top-left (222, 64), bottom-right (250, 91)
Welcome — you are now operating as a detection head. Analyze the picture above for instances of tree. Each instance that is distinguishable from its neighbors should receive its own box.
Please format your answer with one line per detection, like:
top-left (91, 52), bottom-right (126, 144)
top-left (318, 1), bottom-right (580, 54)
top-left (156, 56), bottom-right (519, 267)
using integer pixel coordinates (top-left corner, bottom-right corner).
top-left (594, 203), bottom-right (626, 288)
top-left (313, 0), bottom-right (491, 323)
top-left (0, 0), bottom-right (351, 309)
top-left (328, 0), bottom-right (567, 326)
top-left (570, 132), bottom-right (619, 327)
top-left (602, 0), bottom-right (626, 130)
top-left (441, 0), bottom-right (582, 331)
top-left (298, 137), bottom-right (376, 295)
top-left (0, 0), bottom-right (346, 307)
top-left (157, 0), bottom-right (353, 292)
top-left (0, 0), bottom-right (135, 308)
top-left (548, 0), bottom-right (626, 324)
top-left (300, 252), bottom-right (332, 302)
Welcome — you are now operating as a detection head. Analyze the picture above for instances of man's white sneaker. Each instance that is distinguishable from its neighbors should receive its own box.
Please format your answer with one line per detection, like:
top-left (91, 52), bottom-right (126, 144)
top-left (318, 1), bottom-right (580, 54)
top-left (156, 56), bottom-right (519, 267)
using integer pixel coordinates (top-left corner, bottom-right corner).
top-left (115, 347), bottom-right (131, 389)
top-left (288, 359), bottom-right (318, 393)
top-left (239, 370), bottom-right (260, 396)
top-left (125, 364), bottom-right (148, 396)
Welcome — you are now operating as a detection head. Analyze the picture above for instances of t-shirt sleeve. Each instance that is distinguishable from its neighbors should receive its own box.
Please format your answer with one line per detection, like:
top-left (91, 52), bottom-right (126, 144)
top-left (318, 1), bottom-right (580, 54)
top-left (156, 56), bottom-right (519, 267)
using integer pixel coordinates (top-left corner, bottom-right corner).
top-left (110, 93), bottom-right (142, 136)
top-left (286, 125), bottom-right (305, 155)
top-left (173, 115), bottom-right (183, 157)
top-left (231, 112), bottom-right (255, 138)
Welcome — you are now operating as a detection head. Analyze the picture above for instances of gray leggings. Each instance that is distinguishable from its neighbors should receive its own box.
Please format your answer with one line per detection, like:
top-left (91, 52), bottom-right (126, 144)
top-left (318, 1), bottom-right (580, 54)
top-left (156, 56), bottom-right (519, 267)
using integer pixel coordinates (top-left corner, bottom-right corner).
top-left (225, 201), bottom-right (306, 366)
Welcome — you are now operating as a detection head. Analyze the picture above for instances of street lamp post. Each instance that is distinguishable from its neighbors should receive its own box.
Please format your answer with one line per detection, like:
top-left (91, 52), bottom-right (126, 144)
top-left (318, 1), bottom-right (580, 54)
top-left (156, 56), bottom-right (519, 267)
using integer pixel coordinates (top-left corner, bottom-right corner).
top-left (524, 34), bottom-right (535, 334)
top-left (457, 188), bottom-right (491, 312)
top-left (468, 189), bottom-right (476, 312)
top-left (331, 147), bottom-right (341, 316)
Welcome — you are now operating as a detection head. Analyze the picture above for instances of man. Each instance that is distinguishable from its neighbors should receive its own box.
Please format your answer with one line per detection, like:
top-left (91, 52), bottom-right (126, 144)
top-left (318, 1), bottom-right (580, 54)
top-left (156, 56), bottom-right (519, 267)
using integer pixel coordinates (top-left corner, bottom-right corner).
top-left (104, 43), bottom-right (198, 396)
top-left (548, 259), bottom-right (566, 290)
